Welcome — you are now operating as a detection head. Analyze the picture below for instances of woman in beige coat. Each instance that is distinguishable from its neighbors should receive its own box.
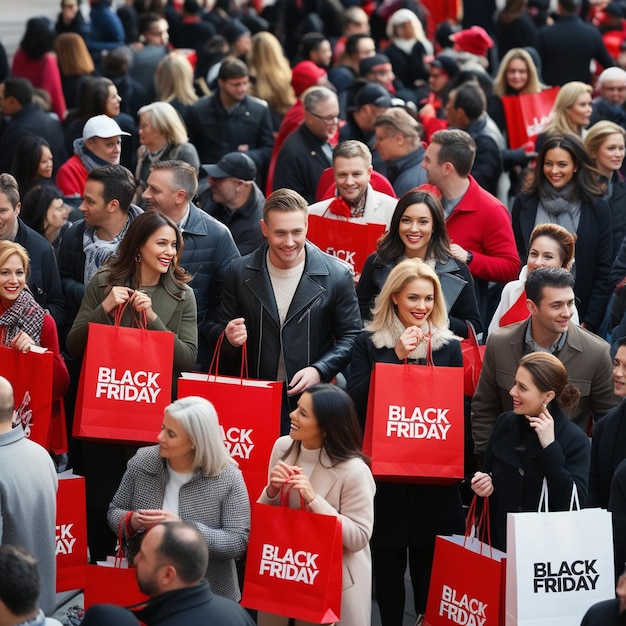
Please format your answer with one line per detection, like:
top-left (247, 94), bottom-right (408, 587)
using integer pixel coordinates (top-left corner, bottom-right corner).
top-left (257, 383), bottom-right (376, 626)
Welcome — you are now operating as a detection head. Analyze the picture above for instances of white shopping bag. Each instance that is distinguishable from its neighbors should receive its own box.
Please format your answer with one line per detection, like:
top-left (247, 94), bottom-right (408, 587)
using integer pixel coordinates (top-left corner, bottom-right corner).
top-left (506, 482), bottom-right (615, 626)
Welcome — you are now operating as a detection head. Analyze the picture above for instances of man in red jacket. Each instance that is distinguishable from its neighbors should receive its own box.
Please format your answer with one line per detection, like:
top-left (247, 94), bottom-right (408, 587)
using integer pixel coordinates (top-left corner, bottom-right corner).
top-left (423, 128), bottom-right (520, 326)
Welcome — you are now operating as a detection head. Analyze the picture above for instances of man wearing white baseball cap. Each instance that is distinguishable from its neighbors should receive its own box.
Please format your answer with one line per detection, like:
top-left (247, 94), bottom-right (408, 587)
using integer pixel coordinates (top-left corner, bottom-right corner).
top-left (56, 114), bottom-right (131, 197)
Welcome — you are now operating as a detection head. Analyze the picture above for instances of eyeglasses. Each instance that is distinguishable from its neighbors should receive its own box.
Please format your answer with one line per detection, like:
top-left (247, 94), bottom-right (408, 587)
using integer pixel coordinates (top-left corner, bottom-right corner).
top-left (309, 112), bottom-right (340, 124)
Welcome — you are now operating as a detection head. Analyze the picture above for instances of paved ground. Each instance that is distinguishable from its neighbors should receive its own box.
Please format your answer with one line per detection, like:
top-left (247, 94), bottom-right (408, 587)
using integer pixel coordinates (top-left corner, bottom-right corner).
top-left (3, 2), bottom-right (61, 62)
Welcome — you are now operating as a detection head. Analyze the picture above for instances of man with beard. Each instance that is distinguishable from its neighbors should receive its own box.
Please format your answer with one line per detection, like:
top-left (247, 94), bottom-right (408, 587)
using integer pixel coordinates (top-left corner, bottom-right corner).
top-left (81, 522), bottom-right (254, 626)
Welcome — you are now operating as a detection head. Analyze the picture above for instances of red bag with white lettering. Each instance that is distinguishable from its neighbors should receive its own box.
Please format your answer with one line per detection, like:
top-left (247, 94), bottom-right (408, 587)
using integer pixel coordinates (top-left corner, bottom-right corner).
top-left (177, 336), bottom-right (282, 502)
top-left (55, 473), bottom-right (88, 592)
top-left (424, 496), bottom-right (506, 626)
top-left (501, 87), bottom-right (559, 149)
top-left (362, 351), bottom-right (464, 484)
top-left (306, 215), bottom-right (385, 281)
top-left (241, 492), bottom-right (343, 623)
top-left (84, 517), bottom-right (148, 608)
top-left (73, 306), bottom-right (174, 443)
top-left (0, 345), bottom-right (53, 448)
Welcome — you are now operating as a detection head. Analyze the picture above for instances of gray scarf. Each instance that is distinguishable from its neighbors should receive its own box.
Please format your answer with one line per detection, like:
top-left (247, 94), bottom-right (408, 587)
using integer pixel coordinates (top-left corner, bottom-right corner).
top-left (82, 204), bottom-right (143, 284)
top-left (536, 180), bottom-right (582, 235)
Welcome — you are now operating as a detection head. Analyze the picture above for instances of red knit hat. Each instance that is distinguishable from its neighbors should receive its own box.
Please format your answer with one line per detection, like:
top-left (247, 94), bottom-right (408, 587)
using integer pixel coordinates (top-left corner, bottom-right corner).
top-left (291, 61), bottom-right (327, 97)
top-left (450, 26), bottom-right (494, 57)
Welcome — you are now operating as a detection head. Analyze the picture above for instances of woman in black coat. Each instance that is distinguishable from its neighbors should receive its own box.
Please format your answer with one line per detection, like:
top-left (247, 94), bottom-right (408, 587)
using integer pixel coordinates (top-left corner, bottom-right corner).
top-left (512, 133), bottom-right (613, 332)
top-left (584, 121), bottom-right (626, 262)
top-left (358, 186), bottom-right (482, 338)
top-left (472, 352), bottom-right (590, 551)
top-left (347, 257), bottom-right (465, 625)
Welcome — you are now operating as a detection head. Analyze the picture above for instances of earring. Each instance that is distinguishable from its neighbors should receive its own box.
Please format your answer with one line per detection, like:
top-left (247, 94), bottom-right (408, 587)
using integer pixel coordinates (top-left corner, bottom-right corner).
top-left (135, 253), bottom-right (141, 263)
top-left (542, 402), bottom-right (548, 410)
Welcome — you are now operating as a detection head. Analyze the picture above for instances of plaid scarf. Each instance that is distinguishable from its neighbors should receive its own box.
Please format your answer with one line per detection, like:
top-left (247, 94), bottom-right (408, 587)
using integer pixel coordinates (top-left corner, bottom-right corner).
top-left (0, 289), bottom-right (45, 346)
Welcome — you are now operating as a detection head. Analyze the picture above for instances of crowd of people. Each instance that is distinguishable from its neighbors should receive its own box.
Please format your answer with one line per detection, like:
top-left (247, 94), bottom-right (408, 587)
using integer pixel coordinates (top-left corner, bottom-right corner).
top-left (5, 0), bottom-right (626, 623)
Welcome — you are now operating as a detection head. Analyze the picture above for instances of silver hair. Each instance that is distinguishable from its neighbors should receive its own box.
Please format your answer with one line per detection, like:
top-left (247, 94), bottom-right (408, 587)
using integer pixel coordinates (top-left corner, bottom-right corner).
top-left (164, 396), bottom-right (233, 476)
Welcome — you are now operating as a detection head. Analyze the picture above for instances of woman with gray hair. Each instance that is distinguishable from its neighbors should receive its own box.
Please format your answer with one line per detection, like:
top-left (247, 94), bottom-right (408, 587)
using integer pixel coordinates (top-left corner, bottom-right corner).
top-left (135, 101), bottom-right (200, 205)
top-left (108, 395), bottom-right (250, 601)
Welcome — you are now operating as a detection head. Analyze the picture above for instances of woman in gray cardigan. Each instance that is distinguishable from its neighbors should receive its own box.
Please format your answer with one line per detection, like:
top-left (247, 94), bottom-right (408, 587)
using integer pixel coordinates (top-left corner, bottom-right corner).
top-left (108, 395), bottom-right (250, 601)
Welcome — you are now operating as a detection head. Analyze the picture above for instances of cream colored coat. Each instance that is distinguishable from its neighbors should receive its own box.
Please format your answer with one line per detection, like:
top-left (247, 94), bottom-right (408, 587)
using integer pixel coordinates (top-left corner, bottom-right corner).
top-left (257, 436), bottom-right (376, 626)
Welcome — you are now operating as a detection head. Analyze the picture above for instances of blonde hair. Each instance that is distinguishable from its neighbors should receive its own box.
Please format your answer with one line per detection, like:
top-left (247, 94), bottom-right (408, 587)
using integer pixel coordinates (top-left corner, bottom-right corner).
top-left (544, 81), bottom-right (592, 137)
top-left (584, 120), bottom-right (626, 159)
top-left (0, 241), bottom-right (30, 279)
top-left (493, 48), bottom-right (544, 97)
top-left (155, 52), bottom-right (198, 106)
top-left (248, 31), bottom-right (295, 115)
top-left (138, 101), bottom-right (189, 145)
top-left (368, 258), bottom-right (448, 333)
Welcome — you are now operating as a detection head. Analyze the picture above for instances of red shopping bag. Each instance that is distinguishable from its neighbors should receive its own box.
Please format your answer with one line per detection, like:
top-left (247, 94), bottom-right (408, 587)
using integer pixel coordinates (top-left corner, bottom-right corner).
top-left (84, 517), bottom-right (148, 608)
top-left (306, 214), bottom-right (385, 280)
top-left (461, 322), bottom-right (486, 397)
top-left (363, 353), bottom-right (464, 484)
top-left (73, 306), bottom-right (174, 443)
top-left (241, 494), bottom-right (343, 623)
top-left (424, 497), bottom-right (506, 626)
top-left (0, 345), bottom-right (53, 448)
top-left (55, 473), bottom-right (88, 592)
top-left (178, 337), bottom-right (282, 502)
top-left (84, 563), bottom-right (148, 608)
top-left (502, 86), bottom-right (560, 149)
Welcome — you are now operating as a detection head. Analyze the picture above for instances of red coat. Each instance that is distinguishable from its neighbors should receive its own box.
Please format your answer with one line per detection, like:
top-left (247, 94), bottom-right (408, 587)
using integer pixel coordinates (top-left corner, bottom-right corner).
top-left (11, 49), bottom-right (66, 120)
top-left (446, 176), bottom-right (520, 284)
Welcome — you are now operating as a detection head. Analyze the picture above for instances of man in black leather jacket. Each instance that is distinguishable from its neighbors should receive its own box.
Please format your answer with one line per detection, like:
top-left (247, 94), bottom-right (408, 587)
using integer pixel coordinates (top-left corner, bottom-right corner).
top-left (220, 188), bottom-right (361, 433)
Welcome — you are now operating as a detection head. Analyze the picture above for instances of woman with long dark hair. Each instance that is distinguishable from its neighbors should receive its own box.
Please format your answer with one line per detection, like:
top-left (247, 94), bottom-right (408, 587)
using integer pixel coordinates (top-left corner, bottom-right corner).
top-left (358, 186), bottom-right (482, 337)
top-left (20, 184), bottom-right (70, 251)
top-left (258, 383), bottom-right (375, 626)
top-left (67, 210), bottom-right (197, 372)
top-left (11, 136), bottom-right (55, 195)
top-left (512, 133), bottom-right (612, 332)
top-left (11, 17), bottom-right (66, 120)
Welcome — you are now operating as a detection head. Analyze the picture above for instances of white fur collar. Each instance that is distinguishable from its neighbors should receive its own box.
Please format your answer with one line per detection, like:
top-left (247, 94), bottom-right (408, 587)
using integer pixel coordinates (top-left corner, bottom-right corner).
top-left (368, 315), bottom-right (457, 360)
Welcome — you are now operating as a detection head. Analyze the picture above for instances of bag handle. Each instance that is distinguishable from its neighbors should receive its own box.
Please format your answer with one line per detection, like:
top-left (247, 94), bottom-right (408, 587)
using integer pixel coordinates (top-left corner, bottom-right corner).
top-left (464, 495), bottom-right (493, 556)
top-left (114, 516), bottom-right (127, 567)
top-left (538, 478), bottom-right (580, 512)
top-left (205, 330), bottom-right (249, 385)
top-left (113, 298), bottom-right (147, 330)
top-left (465, 321), bottom-right (480, 347)
top-left (279, 483), bottom-right (306, 511)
